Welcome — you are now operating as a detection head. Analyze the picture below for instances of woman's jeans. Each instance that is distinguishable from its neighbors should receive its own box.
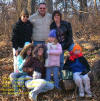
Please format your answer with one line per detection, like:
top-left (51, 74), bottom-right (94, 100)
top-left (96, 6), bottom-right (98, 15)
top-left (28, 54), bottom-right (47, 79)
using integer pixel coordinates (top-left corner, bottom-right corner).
top-left (10, 72), bottom-right (54, 95)
top-left (25, 79), bottom-right (54, 95)
top-left (59, 43), bottom-right (75, 79)
top-left (46, 67), bottom-right (59, 88)
top-left (9, 72), bottom-right (27, 93)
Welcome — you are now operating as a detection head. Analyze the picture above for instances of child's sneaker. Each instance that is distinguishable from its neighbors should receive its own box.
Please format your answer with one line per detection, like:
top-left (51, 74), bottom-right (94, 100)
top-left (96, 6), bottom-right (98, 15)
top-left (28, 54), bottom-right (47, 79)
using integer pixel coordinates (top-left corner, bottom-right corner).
top-left (29, 92), bottom-right (37, 101)
top-left (79, 92), bottom-right (85, 97)
top-left (86, 91), bottom-right (92, 98)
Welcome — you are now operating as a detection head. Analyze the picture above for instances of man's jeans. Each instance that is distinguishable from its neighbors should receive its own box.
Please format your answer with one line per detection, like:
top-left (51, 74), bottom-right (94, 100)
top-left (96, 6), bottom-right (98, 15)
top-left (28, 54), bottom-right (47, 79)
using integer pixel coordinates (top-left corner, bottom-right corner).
top-left (60, 51), bottom-right (64, 79)
top-left (34, 41), bottom-right (45, 46)
top-left (59, 43), bottom-right (75, 79)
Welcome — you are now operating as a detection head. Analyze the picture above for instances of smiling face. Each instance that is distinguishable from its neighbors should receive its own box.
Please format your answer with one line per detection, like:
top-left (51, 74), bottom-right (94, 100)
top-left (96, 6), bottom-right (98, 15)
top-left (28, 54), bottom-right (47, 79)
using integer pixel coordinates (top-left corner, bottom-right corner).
top-left (26, 48), bottom-right (32, 56)
top-left (21, 15), bottom-right (29, 23)
top-left (38, 48), bottom-right (44, 56)
top-left (38, 4), bottom-right (46, 16)
top-left (48, 37), bottom-right (56, 43)
top-left (74, 49), bottom-right (81, 55)
top-left (54, 13), bottom-right (61, 23)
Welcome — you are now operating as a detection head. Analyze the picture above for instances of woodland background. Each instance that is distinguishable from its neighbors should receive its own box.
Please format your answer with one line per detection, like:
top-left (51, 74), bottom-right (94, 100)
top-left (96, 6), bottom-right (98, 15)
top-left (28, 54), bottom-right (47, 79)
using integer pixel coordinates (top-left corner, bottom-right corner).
top-left (0, 0), bottom-right (100, 101)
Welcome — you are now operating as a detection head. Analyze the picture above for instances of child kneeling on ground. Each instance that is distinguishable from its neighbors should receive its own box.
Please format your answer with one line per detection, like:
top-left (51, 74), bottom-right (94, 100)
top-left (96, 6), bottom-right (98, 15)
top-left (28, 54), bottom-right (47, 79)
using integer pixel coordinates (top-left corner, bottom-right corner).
top-left (64, 44), bottom-right (92, 97)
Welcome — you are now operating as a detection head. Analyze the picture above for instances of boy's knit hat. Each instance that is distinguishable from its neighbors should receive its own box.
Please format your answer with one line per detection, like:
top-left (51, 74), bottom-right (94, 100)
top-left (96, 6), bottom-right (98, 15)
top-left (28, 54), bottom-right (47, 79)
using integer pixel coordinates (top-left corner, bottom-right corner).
top-left (48, 29), bottom-right (56, 38)
top-left (72, 44), bottom-right (82, 53)
top-left (20, 8), bottom-right (29, 17)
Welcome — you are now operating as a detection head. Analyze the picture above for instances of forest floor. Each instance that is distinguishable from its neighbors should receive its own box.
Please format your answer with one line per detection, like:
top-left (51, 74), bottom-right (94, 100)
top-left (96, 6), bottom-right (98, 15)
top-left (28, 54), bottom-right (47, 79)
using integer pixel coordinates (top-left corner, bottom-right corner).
top-left (0, 34), bottom-right (100, 101)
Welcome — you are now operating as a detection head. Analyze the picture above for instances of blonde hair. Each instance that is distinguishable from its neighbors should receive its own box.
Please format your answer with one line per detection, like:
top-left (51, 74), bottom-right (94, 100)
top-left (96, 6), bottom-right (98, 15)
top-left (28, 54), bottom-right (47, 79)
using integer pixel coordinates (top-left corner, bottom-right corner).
top-left (46, 38), bottom-right (58, 44)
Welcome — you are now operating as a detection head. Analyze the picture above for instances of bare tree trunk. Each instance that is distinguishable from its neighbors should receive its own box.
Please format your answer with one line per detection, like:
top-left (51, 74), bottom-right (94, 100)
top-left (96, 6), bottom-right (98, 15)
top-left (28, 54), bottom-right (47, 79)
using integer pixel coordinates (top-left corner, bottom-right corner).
top-left (16, 0), bottom-right (28, 18)
top-left (63, 0), bottom-right (68, 19)
top-left (83, 0), bottom-right (87, 11)
top-left (16, 0), bottom-right (22, 18)
top-left (78, 0), bottom-right (88, 23)
top-left (27, 0), bottom-right (36, 15)
top-left (83, 0), bottom-right (88, 22)
top-left (94, 0), bottom-right (98, 14)
top-left (54, 1), bottom-right (57, 10)
top-left (70, 0), bottom-right (78, 16)
top-left (79, 0), bottom-right (84, 22)
top-left (46, 0), bottom-right (53, 13)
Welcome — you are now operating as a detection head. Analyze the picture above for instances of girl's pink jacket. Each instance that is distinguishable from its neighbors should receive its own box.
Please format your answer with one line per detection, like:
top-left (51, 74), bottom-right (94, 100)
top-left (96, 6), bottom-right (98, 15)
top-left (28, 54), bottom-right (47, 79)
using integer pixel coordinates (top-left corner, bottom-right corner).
top-left (45, 42), bottom-right (62, 67)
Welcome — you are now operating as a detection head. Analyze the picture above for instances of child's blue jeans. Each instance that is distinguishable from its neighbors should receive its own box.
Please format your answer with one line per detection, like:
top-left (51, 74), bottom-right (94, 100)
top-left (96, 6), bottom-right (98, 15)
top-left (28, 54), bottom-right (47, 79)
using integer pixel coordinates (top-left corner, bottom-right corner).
top-left (46, 67), bottom-right (59, 88)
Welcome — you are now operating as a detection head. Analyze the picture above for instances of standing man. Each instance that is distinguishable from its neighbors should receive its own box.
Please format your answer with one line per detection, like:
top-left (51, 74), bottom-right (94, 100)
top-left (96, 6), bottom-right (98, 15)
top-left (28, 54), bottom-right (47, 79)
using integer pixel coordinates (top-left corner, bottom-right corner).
top-left (29, 2), bottom-right (52, 46)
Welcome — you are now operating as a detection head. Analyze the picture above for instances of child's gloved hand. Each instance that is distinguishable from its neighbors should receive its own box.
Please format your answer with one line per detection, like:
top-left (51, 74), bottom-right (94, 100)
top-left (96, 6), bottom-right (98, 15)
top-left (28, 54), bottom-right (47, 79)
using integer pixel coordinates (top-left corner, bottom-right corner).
top-left (33, 71), bottom-right (41, 79)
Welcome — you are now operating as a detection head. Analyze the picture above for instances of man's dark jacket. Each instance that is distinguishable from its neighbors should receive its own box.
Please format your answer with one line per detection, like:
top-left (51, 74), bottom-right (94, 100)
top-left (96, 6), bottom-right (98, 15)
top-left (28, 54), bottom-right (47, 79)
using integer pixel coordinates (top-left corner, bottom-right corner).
top-left (12, 18), bottom-right (33, 50)
top-left (50, 21), bottom-right (73, 50)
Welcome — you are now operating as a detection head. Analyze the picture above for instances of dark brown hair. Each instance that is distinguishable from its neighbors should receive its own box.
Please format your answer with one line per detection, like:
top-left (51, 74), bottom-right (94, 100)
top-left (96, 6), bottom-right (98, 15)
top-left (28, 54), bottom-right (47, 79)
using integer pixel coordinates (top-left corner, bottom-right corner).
top-left (20, 43), bottom-right (34, 59)
top-left (32, 44), bottom-right (47, 62)
top-left (52, 10), bottom-right (62, 21)
top-left (39, 2), bottom-right (46, 6)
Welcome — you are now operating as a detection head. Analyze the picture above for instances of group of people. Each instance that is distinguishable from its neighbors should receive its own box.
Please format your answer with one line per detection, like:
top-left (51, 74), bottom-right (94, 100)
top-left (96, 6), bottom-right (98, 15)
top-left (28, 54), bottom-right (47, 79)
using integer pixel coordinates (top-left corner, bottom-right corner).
top-left (9, 2), bottom-right (92, 101)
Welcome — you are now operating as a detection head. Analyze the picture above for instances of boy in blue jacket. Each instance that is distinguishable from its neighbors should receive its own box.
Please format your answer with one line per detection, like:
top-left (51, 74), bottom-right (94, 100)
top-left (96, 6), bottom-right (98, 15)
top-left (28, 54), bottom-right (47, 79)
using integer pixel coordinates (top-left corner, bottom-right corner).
top-left (64, 44), bottom-right (92, 97)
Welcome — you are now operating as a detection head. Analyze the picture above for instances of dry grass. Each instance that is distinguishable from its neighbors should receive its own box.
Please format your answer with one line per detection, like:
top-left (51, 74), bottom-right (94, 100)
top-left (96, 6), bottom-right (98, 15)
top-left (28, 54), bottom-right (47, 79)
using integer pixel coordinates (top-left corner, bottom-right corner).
top-left (0, 36), bottom-right (100, 101)
top-left (0, 14), bottom-right (100, 101)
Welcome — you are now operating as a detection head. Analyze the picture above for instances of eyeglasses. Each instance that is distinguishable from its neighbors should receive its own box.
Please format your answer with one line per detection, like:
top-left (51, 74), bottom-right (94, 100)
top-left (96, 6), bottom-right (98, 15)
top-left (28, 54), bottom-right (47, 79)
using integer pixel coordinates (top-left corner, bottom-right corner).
top-left (39, 8), bottom-right (46, 10)
top-left (55, 14), bottom-right (60, 16)
top-left (23, 15), bottom-right (29, 18)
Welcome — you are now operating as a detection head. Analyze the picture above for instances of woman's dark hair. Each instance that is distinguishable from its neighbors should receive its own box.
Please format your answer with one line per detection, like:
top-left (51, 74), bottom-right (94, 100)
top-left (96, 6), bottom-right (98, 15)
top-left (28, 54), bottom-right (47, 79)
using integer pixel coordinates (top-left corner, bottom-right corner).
top-left (32, 44), bottom-right (47, 62)
top-left (52, 10), bottom-right (62, 21)
top-left (20, 43), bottom-right (34, 59)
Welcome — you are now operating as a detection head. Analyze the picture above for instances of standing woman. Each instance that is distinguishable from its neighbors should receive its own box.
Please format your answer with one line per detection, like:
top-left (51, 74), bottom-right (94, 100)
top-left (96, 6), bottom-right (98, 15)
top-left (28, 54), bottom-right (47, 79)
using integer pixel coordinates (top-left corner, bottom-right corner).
top-left (50, 10), bottom-right (74, 79)
top-left (12, 8), bottom-right (33, 72)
